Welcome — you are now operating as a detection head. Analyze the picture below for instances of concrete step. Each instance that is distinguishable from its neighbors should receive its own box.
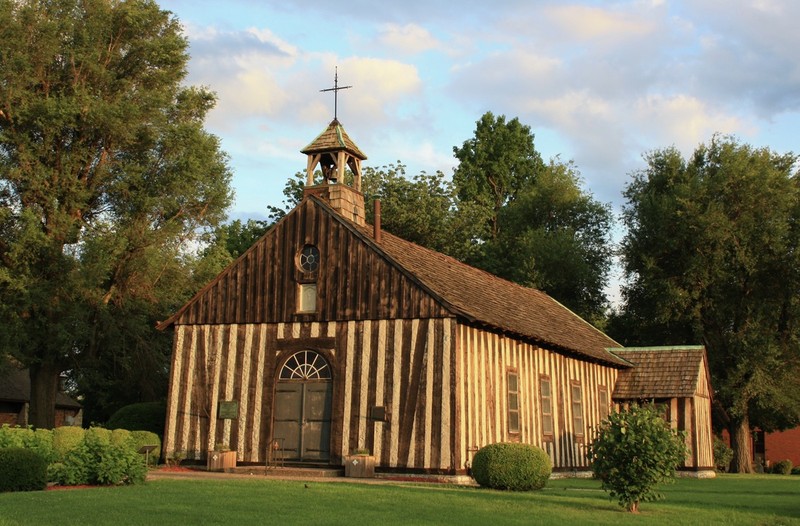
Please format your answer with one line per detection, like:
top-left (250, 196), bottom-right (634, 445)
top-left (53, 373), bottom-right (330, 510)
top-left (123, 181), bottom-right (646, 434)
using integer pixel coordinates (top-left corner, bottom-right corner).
top-left (228, 465), bottom-right (345, 478)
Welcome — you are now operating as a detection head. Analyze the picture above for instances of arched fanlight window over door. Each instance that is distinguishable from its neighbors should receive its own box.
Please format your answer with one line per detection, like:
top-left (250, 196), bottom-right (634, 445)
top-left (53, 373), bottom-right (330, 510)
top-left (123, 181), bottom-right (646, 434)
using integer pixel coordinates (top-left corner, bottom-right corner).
top-left (279, 350), bottom-right (331, 380)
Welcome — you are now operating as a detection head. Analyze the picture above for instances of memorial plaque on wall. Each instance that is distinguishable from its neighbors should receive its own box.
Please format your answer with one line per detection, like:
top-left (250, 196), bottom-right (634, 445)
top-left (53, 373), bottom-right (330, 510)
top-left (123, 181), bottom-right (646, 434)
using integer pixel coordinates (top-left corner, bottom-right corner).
top-left (218, 400), bottom-right (239, 419)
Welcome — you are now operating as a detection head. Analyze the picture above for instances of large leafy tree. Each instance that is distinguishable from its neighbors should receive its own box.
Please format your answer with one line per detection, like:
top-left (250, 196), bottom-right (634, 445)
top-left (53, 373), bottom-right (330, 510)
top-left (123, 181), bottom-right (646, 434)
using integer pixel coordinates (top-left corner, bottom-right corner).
top-left (360, 164), bottom-right (487, 262)
top-left (617, 136), bottom-right (800, 472)
top-left (453, 112), bottom-right (544, 240)
top-left (0, 0), bottom-right (233, 427)
top-left (452, 113), bottom-right (613, 321)
top-left (481, 159), bottom-right (613, 322)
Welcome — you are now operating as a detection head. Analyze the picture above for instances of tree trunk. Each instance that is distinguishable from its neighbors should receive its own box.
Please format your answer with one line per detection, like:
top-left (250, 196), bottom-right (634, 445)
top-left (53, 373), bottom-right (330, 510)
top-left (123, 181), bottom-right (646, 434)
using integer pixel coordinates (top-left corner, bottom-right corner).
top-left (729, 416), bottom-right (754, 473)
top-left (28, 362), bottom-right (60, 429)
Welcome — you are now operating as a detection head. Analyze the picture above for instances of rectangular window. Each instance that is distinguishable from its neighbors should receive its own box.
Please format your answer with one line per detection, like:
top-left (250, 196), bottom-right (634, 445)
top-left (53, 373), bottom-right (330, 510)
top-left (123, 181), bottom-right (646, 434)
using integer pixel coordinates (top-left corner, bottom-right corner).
top-left (507, 370), bottom-right (520, 435)
top-left (571, 382), bottom-right (584, 438)
top-left (298, 283), bottom-right (317, 313)
top-left (598, 386), bottom-right (609, 422)
top-left (540, 376), bottom-right (553, 440)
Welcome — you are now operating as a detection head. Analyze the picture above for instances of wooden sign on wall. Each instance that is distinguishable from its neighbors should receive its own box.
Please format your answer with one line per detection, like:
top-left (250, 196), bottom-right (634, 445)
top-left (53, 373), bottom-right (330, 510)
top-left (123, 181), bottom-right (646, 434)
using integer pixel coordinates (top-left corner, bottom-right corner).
top-left (218, 401), bottom-right (239, 420)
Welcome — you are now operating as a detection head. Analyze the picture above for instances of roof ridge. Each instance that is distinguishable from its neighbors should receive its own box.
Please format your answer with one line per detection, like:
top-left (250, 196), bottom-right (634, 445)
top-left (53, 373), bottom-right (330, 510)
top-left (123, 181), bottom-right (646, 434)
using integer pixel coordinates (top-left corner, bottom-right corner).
top-left (375, 228), bottom-right (623, 348)
top-left (615, 346), bottom-right (705, 352)
top-left (366, 221), bottom-right (626, 366)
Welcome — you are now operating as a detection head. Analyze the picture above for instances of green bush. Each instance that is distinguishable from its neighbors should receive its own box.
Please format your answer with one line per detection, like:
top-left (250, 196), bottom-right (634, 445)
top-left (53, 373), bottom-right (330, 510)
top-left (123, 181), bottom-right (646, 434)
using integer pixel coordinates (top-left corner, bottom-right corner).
top-left (107, 401), bottom-right (166, 436)
top-left (52, 426), bottom-right (85, 460)
top-left (97, 443), bottom-right (147, 485)
top-left (0, 448), bottom-right (47, 492)
top-left (471, 442), bottom-right (552, 491)
top-left (0, 425), bottom-right (27, 448)
top-left (772, 459), bottom-right (793, 475)
top-left (110, 428), bottom-right (133, 447)
top-left (50, 429), bottom-right (146, 486)
top-left (588, 404), bottom-right (687, 513)
top-left (791, 466), bottom-right (800, 475)
top-left (713, 436), bottom-right (733, 472)
top-left (85, 427), bottom-right (112, 446)
top-left (129, 430), bottom-right (161, 466)
top-left (0, 426), bottom-right (56, 464)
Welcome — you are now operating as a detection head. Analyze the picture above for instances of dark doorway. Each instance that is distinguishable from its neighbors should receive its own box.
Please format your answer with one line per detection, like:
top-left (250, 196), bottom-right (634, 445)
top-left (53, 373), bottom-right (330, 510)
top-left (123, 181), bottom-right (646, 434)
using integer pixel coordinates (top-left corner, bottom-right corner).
top-left (273, 351), bottom-right (333, 462)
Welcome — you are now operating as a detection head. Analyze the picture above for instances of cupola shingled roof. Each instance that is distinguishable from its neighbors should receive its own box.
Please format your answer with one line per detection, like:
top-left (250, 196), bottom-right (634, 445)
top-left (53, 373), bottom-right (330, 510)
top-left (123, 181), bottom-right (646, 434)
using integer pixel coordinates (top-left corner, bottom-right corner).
top-left (301, 119), bottom-right (367, 160)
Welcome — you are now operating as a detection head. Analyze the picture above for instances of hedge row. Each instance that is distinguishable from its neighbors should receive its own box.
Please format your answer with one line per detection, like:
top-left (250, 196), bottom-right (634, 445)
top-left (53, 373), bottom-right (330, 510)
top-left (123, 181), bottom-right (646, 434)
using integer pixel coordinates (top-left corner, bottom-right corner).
top-left (0, 425), bottom-right (161, 492)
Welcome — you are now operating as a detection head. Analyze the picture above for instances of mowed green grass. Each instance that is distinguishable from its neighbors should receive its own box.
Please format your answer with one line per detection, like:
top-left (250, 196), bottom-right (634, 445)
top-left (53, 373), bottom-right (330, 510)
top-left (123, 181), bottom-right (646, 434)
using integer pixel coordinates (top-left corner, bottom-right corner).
top-left (0, 474), bottom-right (798, 525)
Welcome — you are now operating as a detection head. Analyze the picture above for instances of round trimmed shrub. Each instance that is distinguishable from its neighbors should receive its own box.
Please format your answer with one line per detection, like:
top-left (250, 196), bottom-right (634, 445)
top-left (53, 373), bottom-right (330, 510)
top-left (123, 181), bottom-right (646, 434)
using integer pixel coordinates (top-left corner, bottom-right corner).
top-left (0, 448), bottom-right (47, 492)
top-left (471, 442), bottom-right (552, 491)
top-left (772, 459), bottom-right (793, 475)
top-left (106, 401), bottom-right (166, 436)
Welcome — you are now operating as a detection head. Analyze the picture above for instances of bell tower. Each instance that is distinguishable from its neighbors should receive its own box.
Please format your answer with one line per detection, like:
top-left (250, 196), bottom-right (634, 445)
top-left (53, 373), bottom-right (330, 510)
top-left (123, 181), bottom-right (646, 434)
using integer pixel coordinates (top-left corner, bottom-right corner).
top-left (301, 69), bottom-right (367, 225)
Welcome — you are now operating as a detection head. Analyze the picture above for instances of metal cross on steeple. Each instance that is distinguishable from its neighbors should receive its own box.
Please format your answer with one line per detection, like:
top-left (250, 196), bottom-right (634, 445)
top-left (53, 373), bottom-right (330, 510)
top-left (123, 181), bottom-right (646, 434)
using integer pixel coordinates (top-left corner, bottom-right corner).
top-left (320, 66), bottom-right (351, 121)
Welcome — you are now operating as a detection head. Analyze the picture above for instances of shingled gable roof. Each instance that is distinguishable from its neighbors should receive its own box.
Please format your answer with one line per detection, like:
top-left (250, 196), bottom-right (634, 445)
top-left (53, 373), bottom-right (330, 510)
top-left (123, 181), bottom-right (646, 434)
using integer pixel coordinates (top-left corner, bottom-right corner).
top-left (0, 364), bottom-right (82, 409)
top-left (309, 197), bottom-right (628, 367)
top-left (158, 194), bottom-right (627, 367)
top-left (611, 346), bottom-right (709, 399)
top-left (301, 119), bottom-right (367, 160)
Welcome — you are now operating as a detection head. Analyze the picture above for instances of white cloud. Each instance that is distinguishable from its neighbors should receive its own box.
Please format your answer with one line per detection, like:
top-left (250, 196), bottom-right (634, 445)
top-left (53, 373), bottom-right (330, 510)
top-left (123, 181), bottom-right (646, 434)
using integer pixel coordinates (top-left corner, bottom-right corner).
top-left (159, 0), bottom-right (800, 219)
top-left (632, 95), bottom-right (745, 153)
top-left (181, 26), bottom-right (303, 128)
top-left (246, 27), bottom-right (299, 58)
top-left (329, 57), bottom-right (423, 126)
top-left (544, 5), bottom-right (657, 42)
top-left (375, 23), bottom-right (441, 55)
top-left (524, 91), bottom-right (613, 129)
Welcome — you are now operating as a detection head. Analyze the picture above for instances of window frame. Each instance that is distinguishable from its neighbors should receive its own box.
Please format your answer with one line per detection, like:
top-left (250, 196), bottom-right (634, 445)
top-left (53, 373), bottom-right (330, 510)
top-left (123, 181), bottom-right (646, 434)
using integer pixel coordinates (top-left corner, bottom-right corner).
top-left (539, 375), bottom-right (554, 441)
top-left (297, 282), bottom-right (317, 313)
top-left (571, 381), bottom-right (584, 443)
top-left (507, 368), bottom-right (520, 437)
top-left (598, 385), bottom-right (610, 423)
top-left (296, 244), bottom-right (321, 274)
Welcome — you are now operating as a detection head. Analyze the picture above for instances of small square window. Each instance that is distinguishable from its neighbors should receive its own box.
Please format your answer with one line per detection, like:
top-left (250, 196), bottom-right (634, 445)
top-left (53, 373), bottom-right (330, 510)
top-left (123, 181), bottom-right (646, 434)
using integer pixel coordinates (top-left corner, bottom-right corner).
top-left (298, 283), bottom-right (317, 312)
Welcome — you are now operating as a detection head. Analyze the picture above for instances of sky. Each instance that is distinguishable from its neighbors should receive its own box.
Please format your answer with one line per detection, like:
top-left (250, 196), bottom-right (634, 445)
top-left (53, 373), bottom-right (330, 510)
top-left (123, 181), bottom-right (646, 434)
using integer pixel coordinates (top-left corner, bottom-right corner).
top-left (158, 0), bottom-right (799, 230)
top-left (156, 0), bottom-right (800, 222)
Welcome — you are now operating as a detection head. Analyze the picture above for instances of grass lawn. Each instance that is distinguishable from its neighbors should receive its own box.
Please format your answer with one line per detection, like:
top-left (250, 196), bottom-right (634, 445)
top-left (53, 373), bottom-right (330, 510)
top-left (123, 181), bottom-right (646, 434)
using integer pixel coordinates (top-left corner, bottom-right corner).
top-left (0, 474), bottom-right (798, 525)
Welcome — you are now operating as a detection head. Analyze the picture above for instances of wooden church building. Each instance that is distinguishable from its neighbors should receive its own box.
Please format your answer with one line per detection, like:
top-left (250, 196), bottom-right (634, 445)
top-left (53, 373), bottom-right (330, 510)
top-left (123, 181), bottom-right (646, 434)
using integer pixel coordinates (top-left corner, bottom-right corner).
top-left (158, 117), bottom-right (715, 476)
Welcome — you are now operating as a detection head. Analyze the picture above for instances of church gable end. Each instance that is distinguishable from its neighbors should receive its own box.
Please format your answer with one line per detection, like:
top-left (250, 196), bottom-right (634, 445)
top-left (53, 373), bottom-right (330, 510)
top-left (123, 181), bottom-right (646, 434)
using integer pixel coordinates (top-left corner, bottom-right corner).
top-left (161, 197), bottom-right (450, 327)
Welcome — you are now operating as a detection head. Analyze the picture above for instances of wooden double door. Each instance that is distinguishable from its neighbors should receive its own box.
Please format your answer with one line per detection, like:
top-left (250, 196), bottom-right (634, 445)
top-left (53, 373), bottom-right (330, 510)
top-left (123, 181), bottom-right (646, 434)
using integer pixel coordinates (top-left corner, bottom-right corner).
top-left (273, 351), bottom-right (333, 462)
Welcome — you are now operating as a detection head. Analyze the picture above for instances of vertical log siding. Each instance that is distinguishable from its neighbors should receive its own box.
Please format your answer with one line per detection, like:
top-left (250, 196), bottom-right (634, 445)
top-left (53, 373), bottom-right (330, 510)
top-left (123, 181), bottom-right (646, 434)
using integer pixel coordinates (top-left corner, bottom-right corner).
top-left (162, 318), bottom-right (457, 471)
top-left (169, 199), bottom-right (449, 326)
top-left (455, 324), bottom-right (619, 470)
top-left (693, 357), bottom-right (714, 469)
